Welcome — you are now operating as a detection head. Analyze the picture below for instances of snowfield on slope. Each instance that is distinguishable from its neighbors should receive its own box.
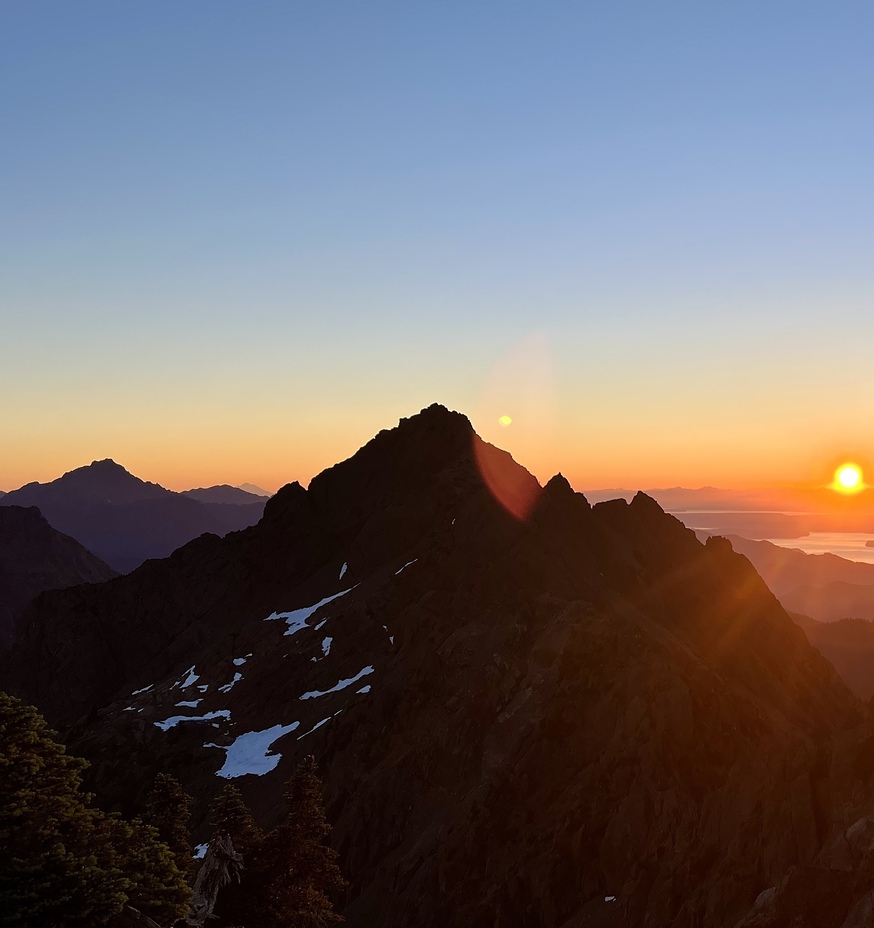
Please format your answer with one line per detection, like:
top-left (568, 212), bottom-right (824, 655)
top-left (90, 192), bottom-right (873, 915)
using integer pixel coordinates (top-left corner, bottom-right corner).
top-left (205, 722), bottom-right (301, 778)
top-left (300, 665), bottom-right (374, 700)
top-left (154, 709), bottom-right (230, 731)
top-left (264, 587), bottom-right (354, 637)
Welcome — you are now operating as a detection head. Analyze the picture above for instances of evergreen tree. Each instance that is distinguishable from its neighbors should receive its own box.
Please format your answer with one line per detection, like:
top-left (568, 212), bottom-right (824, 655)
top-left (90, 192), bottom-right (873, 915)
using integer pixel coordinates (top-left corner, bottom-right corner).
top-left (144, 772), bottom-right (195, 881)
top-left (210, 783), bottom-right (263, 857)
top-left (103, 814), bottom-right (192, 924)
top-left (0, 692), bottom-right (127, 928)
top-left (208, 784), bottom-right (263, 926)
top-left (251, 755), bottom-right (347, 928)
top-left (0, 691), bottom-right (191, 928)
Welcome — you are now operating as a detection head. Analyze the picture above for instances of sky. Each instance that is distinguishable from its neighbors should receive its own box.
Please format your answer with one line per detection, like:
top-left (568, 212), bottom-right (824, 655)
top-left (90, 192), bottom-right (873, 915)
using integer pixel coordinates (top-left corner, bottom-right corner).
top-left (3, 1), bottom-right (874, 493)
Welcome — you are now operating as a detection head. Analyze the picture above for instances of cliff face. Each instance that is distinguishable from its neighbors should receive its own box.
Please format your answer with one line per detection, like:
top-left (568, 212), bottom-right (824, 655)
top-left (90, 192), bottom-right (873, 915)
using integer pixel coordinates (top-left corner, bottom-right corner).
top-left (0, 505), bottom-right (117, 646)
top-left (6, 406), bottom-right (874, 927)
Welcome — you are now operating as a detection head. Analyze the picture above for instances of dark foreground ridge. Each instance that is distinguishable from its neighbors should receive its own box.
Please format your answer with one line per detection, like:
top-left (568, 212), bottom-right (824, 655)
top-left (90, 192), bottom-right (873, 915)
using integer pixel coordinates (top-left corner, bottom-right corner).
top-left (0, 505), bottom-right (117, 647)
top-left (5, 404), bottom-right (874, 927)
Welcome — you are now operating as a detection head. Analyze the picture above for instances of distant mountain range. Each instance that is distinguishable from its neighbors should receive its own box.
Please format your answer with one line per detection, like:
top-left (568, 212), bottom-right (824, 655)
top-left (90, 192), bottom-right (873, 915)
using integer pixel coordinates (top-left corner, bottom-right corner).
top-left (182, 485), bottom-right (270, 506)
top-left (587, 485), bottom-right (874, 539)
top-left (717, 534), bottom-right (874, 621)
top-left (0, 505), bottom-right (117, 646)
top-left (712, 535), bottom-right (874, 701)
top-left (7, 404), bottom-right (874, 926)
top-left (0, 460), bottom-right (267, 573)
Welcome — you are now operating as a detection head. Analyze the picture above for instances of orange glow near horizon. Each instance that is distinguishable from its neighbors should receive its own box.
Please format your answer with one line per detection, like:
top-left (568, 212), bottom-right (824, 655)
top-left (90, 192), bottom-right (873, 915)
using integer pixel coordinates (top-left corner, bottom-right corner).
top-left (5, 386), bottom-right (874, 498)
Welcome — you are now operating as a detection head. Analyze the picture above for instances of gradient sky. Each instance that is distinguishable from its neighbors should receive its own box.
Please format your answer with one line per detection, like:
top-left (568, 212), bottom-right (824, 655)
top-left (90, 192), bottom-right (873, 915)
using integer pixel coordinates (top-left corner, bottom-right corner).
top-left (3, 2), bottom-right (874, 493)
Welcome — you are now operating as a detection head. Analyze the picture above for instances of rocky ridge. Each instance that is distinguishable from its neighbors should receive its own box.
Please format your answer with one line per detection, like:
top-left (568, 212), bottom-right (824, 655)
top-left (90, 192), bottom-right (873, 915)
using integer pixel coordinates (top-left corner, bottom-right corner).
top-left (6, 406), bottom-right (874, 927)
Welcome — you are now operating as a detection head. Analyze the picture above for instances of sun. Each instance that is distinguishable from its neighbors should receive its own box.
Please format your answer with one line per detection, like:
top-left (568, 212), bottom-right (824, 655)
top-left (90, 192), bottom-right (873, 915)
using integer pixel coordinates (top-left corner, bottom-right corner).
top-left (498, 415), bottom-right (513, 427)
top-left (831, 462), bottom-right (865, 494)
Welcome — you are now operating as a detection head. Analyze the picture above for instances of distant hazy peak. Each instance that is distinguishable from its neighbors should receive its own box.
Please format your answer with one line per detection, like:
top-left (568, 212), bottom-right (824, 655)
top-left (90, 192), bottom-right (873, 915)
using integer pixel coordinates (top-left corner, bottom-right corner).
top-left (183, 485), bottom-right (268, 505)
top-left (238, 483), bottom-right (271, 497)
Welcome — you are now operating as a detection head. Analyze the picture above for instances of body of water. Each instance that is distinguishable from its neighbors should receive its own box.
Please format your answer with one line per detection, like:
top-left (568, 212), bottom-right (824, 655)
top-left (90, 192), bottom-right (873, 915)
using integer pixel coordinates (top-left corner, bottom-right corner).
top-left (764, 532), bottom-right (874, 564)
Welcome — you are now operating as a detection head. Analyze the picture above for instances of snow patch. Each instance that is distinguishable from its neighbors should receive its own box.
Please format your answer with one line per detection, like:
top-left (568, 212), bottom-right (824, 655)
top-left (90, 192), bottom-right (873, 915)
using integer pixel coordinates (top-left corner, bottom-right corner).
top-left (264, 587), bottom-right (353, 637)
top-left (321, 637), bottom-right (332, 657)
top-left (339, 561), bottom-right (347, 580)
top-left (314, 619), bottom-right (327, 631)
top-left (299, 665), bottom-right (374, 700)
top-left (232, 657), bottom-right (247, 666)
top-left (154, 710), bottom-right (230, 732)
top-left (219, 672), bottom-right (243, 694)
top-left (172, 666), bottom-right (200, 690)
top-left (605, 896), bottom-right (616, 903)
top-left (206, 722), bottom-right (300, 778)
top-left (197, 684), bottom-right (209, 693)
top-left (175, 699), bottom-right (202, 709)
top-left (131, 683), bottom-right (153, 696)
top-left (395, 559), bottom-right (418, 575)
top-left (356, 685), bottom-right (372, 694)
top-left (297, 710), bottom-right (342, 741)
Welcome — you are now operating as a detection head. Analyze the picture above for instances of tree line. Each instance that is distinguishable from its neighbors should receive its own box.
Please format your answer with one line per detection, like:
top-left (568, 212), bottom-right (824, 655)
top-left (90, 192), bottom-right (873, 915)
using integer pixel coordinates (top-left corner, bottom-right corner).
top-left (0, 691), bottom-right (345, 928)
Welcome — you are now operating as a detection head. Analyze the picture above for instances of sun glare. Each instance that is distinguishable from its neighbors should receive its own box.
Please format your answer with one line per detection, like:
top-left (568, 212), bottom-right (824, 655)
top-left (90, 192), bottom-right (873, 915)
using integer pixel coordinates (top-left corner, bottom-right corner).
top-left (831, 463), bottom-right (865, 494)
top-left (498, 415), bottom-right (513, 427)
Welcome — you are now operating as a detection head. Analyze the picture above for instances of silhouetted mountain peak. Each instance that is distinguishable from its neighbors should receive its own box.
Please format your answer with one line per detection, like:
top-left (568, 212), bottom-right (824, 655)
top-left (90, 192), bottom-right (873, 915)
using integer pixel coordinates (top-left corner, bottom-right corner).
top-left (544, 472), bottom-right (574, 497)
top-left (6, 404), bottom-right (874, 927)
top-left (1, 459), bottom-right (266, 572)
top-left (630, 490), bottom-right (663, 511)
top-left (237, 483), bottom-right (271, 497)
top-left (261, 481), bottom-right (309, 523)
top-left (55, 459), bottom-right (169, 503)
top-left (88, 458), bottom-right (127, 471)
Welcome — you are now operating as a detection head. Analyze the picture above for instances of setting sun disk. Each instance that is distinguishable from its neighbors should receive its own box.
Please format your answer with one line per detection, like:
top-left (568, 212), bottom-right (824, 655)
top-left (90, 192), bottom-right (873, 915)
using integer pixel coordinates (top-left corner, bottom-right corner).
top-left (831, 463), bottom-right (865, 494)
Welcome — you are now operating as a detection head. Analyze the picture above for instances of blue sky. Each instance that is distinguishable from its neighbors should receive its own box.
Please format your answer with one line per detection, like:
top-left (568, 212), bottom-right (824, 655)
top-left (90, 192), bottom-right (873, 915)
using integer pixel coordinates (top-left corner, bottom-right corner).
top-left (3, 2), bottom-right (874, 491)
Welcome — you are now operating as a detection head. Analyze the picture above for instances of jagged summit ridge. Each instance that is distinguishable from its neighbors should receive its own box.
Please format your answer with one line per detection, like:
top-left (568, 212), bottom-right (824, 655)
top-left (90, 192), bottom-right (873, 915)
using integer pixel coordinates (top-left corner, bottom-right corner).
top-left (4, 404), bottom-right (871, 928)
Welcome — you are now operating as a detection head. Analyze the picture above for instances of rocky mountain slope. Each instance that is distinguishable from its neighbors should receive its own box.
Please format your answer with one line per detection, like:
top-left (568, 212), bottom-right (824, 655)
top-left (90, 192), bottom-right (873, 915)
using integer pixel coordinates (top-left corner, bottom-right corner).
top-left (723, 535), bottom-right (874, 623)
top-left (1, 460), bottom-right (266, 573)
top-left (0, 505), bottom-right (117, 647)
top-left (6, 406), bottom-right (874, 927)
top-left (793, 614), bottom-right (874, 700)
